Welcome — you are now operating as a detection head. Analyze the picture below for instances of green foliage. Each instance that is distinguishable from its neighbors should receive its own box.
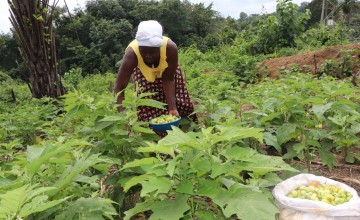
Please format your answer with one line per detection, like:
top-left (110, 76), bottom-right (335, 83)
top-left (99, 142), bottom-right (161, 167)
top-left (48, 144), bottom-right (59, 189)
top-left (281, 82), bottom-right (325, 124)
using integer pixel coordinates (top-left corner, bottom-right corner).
top-left (120, 126), bottom-right (297, 220)
top-left (54, 197), bottom-right (117, 220)
top-left (0, 98), bottom-right (60, 145)
top-left (0, 134), bottom-right (118, 219)
top-left (1, 69), bottom-right (359, 219)
top-left (0, 71), bottom-right (32, 102)
top-left (229, 54), bottom-right (261, 83)
top-left (296, 23), bottom-right (353, 49)
top-left (62, 67), bottom-right (83, 90)
top-left (0, 33), bottom-right (21, 73)
top-left (77, 72), bottom-right (116, 96)
top-left (0, 184), bottom-right (70, 219)
top-left (255, 0), bottom-right (311, 54)
top-left (317, 49), bottom-right (359, 79)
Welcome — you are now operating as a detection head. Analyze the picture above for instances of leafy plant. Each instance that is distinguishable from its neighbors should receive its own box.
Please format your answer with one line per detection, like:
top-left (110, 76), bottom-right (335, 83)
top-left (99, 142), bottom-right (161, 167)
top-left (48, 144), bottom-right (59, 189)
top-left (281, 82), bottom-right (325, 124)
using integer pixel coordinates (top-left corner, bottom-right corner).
top-left (120, 125), bottom-right (299, 220)
top-left (0, 184), bottom-right (70, 219)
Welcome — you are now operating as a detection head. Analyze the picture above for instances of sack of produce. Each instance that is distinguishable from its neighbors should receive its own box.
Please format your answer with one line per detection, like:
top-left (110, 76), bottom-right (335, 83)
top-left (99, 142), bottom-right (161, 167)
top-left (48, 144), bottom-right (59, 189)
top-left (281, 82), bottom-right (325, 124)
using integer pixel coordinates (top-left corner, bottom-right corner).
top-left (272, 173), bottom-right (360, 220)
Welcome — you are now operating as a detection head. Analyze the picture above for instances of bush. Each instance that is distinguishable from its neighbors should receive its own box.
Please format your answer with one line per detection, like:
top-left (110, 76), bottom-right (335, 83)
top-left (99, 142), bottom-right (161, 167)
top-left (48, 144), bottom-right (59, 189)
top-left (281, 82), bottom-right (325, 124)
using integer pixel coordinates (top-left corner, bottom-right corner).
top-left (77, 72), bottom-right (116, 96)
top-left (0, 71), bottom-right (32, 102)
top-left (296, 23), bottom-right (353, 50)
top-left (62, 67), bottom-right (83, 90)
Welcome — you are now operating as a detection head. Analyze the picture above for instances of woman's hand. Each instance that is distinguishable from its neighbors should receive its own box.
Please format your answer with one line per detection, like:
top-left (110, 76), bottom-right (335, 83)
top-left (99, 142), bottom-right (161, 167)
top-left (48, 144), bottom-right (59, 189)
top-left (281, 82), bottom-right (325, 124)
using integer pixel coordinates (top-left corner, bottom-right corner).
top-left (169, 109), bottom-right (179, 117)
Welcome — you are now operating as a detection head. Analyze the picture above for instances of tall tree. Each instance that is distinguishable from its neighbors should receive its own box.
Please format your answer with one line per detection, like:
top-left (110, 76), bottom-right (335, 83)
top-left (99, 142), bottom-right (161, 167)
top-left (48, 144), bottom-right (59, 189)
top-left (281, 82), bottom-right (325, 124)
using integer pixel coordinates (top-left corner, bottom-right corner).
top-left (342, 0), bottom-right (359, 23)
top-left (8, 0), bottom-right (65, 98)
top-left (0, 33), bottom-right (20, 72)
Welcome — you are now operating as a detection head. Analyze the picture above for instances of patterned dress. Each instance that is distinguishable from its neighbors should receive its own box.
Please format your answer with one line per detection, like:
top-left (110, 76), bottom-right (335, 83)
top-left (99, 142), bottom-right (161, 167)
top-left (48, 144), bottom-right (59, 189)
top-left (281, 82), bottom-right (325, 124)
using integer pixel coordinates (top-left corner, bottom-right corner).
top-left (131, 65), bottom-right (197, 123)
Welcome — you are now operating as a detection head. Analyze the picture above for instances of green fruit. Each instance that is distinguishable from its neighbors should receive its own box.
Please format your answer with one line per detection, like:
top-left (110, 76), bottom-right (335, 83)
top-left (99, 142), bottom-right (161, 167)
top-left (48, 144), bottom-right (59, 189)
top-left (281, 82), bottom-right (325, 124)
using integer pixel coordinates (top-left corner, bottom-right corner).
top-left (287, 183), bottom-right (352, 206)
top-left (150, 114), bottom-right (179, 124)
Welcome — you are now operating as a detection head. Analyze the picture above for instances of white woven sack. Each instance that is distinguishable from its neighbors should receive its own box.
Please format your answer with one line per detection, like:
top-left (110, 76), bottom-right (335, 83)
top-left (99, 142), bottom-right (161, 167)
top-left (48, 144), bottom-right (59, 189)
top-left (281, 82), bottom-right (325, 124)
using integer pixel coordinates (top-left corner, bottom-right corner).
top-left (272, 173), bottom-right (360, 220)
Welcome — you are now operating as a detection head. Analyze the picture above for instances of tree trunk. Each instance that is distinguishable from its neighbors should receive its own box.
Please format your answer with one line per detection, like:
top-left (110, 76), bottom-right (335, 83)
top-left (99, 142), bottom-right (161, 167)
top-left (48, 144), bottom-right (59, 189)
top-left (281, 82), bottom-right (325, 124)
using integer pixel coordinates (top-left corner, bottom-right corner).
top-left (8, 0), bottom-right (66, 98)
top-left (321, 0), bottom-right (326, 24)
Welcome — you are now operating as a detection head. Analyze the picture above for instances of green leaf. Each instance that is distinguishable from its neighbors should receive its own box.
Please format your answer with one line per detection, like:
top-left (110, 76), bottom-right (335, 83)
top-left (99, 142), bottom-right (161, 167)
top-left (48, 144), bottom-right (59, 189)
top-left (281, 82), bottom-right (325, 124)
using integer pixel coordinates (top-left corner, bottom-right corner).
top-left (197, 179), bottom-right (222, 199)
top-left (195, 210), bottom-right (218, 220)
top-left (249, 173), bottom-right (283, 187)
top-left (263, 132), bottom-right (281, 153)
top-left (51, 153), bottom-right (104, 195)
top-left (213, 186), bottom-right (278, 220)
top-left (19, 196), bottom-right (70, 217)
top-left (215, 126), bottom-right (264, 143)
top-left (332, 88), bottom-right (359, 96)
top-left (120, 158), bottom-right (161, 171)
top-left (191, 158), bottom-right (212, 177)
top-left (26, 140), bottom-right (92, 177)
top-left (318, 147), bottom-right (337, 169)
top-left (124, 201), bottom-right (154, 220)
top-left (226, 148), bottom-right (299, 175)
top-left (137, 98), bottom-right (166, 109)
top-left (137, 144), bottom-right (175, 158)
top-left (345, 155), bottom-right (355, 163)
top-left (122, 174), bottom-right (150, 192)
top-left (310, 129), bottom-right (329, 140)
top-left (224, 146), bottom-right (261, 162)
top-left (27, 186), bottom-right (58, 200)
top-left (141, 176), bottom-right (171, 197)
top-left (210, 161), bottom-right (229, 178)
top-left (98, 115), bottom-right (125, 122)
top-left (0, 184), bottom-right (69, 218)
top-left (349, 122), bottom-right (360, 135)
top-left (166, 156), bottom-right (179, 177)
top-left (0, 177), bottom-right (13, 189)
top-left (159, 127), bottom-right (202, 149)
top-left (64, 104), bottom-right (88, 123)
top-left (148, 194), bottom-right (190, 220)
top-left (132, 122), bottom-right (155, 134)
top-left (94, 120), bottom-right (114, 132)
top-left (328, 115), bottom-right (347, 126)
top-left (262, 97), bottom-right (280, 112)
top-left (331, 103), bottom-right (360, 116)
top-left (293, 143), bottom-right (306, 154)
top-left (276, 123), bottom-right (296, 145)
top-left (124, 195), bottom-right (190, 220)
top-left (54, 197), bottom-right (117, 220)
top-left (176, 179), bottom-right (194, 195)
top-left (312, 102), bottom-right (333, 120)
top-left (0, 184), bottom-right (29, 215)
top-left (301, 97), bottom-right (324, 104)
top-left (259, 112), bottom-right (282, 124)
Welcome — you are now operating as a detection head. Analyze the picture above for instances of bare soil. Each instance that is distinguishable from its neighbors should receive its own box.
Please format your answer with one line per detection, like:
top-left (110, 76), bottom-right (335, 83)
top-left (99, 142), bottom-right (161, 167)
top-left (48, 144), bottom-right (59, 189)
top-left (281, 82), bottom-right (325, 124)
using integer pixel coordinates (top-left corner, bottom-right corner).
top-left (295, 154), bottom-right (360, 194)
top-left (258, 44), bottom-right (360, 194)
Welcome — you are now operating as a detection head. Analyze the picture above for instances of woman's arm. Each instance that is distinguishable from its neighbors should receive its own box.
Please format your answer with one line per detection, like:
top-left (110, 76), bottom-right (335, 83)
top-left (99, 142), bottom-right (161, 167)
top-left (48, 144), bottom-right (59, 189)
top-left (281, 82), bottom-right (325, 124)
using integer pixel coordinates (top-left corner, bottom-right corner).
top-left (114, 47), bottom-right (137, 112)
top-left (162, 40), bottom-right (179, 116)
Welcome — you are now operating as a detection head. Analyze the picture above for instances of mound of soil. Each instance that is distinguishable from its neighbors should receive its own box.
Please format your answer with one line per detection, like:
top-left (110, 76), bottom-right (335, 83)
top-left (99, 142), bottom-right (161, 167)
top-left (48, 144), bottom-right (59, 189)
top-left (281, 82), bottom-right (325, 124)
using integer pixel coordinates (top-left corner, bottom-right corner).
top-left (258, 44), bottom-right (360, 78)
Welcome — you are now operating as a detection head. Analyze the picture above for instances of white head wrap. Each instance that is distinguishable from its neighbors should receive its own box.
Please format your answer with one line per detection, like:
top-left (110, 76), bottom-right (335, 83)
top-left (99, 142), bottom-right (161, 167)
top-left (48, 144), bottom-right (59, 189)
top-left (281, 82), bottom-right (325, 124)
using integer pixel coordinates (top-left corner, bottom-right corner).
top-left (136, 20), bottom-right (163, 47)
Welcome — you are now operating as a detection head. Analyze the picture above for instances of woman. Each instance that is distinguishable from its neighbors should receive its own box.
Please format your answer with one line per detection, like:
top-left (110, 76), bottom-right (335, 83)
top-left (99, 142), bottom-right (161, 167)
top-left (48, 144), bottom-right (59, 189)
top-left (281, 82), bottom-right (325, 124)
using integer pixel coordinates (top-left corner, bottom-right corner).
top-left (114, 20), bottom-right (196, 125)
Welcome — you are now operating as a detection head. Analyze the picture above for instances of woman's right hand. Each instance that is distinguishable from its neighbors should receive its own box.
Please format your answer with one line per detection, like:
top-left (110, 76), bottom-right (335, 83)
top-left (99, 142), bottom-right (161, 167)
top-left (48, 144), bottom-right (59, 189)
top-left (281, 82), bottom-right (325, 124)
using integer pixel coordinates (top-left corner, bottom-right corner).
top-left (169, 109), bottom-right (179, 117)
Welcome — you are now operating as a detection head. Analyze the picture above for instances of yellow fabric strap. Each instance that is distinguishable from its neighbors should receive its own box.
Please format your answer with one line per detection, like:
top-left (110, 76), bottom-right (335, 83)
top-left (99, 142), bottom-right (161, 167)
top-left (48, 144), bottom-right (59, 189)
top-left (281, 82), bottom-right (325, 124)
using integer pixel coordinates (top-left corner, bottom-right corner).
top-left (128, 37), bottom-right (169, 82)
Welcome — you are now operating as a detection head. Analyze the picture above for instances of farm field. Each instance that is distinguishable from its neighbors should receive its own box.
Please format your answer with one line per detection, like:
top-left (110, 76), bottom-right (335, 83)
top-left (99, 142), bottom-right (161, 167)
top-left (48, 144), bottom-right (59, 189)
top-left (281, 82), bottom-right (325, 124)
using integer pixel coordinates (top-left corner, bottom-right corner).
top-left (1, 0), bottom-right (360, 219)
top-left (1, 43), bottom-right (359, 219)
